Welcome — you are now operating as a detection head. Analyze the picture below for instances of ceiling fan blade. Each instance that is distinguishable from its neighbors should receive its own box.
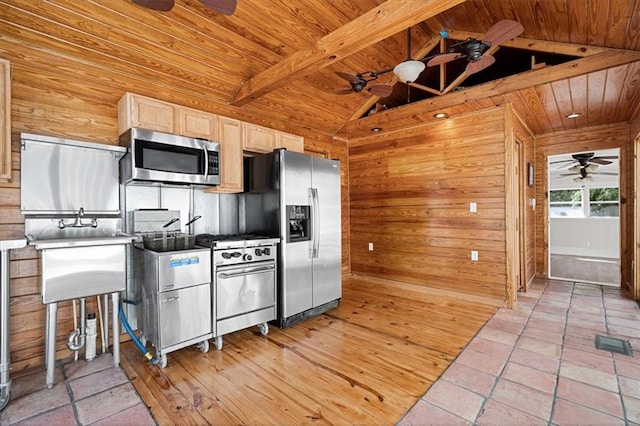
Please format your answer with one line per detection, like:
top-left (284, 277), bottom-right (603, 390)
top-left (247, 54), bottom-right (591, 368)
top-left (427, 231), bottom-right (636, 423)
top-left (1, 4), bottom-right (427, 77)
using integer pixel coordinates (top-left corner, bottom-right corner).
top-left (426, 53), bottom-right (461, 67)
top-left (333, 88), bottom-right (354, 95)
top-left (335, 71), bottom-right (360, 84)
top-left (590, 158), bottom-right (613, 165)
top-left (465, 55), bottom-right (495, 75)
top-left (199, 0), bottom-right (237, 15)
top-left (593, 172), bottom-right (619, 176)
top-left (482, 19), bottom-right (524, 46)
top-left (368, 84), bottom-right (394, 98)
top-left (132, 0), bottom-right (174, 11)
top-left (549, 159), bottom-right (574, 164)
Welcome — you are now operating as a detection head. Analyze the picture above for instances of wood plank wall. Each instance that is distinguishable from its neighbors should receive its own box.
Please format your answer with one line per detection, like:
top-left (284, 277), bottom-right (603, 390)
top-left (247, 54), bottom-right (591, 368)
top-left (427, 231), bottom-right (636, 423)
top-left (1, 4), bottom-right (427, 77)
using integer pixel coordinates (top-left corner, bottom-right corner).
top-left (630, 108), bottom-right (640, 299)
top-left (510, 109), bottom-right (537, 289)
top-left (534, 122), bottom-right (631, 290)
top-left (348, 107), bottom-right (512, 303)
top-left (0, 50), bottom-right (349, 372)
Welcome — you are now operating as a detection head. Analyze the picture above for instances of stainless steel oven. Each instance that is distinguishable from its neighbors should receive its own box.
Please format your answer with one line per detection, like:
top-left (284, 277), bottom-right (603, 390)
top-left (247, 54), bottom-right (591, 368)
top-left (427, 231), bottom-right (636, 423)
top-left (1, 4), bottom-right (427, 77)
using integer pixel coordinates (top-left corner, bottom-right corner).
top-left (196, 234), bottom-right (278, 350)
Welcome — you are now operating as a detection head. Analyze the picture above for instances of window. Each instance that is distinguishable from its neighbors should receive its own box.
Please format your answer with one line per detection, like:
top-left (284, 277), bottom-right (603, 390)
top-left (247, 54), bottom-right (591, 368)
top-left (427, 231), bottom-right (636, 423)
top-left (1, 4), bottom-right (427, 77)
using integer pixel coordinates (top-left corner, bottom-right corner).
top-left (589, 187), bottom-right (619, 217)
top-left (549, 188), bottom-right (583, 217)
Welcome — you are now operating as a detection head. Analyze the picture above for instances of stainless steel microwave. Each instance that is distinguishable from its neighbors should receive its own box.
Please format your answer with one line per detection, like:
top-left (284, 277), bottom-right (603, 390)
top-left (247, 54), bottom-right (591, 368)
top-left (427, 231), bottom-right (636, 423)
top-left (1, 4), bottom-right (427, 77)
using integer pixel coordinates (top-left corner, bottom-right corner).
top-left (119, 128), bottom-right (220, 186)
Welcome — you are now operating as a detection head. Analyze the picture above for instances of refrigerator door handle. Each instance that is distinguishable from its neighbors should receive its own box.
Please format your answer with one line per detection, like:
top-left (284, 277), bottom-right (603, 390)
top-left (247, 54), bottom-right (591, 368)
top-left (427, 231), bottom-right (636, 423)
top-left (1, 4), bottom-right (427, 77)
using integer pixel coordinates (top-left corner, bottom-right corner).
top-left (311, 187), bottom-right (320, 258)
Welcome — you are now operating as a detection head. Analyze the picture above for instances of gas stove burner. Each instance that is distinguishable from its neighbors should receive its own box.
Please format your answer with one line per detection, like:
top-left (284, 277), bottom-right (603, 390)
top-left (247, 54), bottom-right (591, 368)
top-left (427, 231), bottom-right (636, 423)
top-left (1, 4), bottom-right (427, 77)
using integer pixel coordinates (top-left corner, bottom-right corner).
top-left (195, 233), bottom-right (279, 249)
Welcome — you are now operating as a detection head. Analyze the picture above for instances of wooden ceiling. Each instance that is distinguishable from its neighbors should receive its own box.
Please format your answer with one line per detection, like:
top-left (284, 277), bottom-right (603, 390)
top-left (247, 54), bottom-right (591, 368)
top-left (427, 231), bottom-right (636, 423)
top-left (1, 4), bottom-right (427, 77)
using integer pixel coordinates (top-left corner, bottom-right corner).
top-left (1, 0), bottom-right (639, 139)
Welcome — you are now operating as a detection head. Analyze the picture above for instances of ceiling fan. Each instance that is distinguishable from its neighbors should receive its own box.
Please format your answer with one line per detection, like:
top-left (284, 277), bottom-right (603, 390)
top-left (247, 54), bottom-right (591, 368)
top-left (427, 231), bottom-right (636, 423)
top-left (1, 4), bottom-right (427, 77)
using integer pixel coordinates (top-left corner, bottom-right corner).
top-left (425, 20), bottom-right (524, 75)
top-left (551, 152), bottom-right (618, 169)
top-left (132, 0), bottom-right (237, 15)
top-left (331, 20), bottom-right (523, 97)
top-left (552, 152), bottom-right (619, 182)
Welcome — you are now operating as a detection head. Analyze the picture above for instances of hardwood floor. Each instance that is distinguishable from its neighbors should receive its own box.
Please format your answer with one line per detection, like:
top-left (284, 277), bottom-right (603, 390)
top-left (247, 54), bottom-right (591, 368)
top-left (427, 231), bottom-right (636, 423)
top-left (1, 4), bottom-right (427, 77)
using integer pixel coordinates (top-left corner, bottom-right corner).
top-left (119, 276), bottom-right (497, 425)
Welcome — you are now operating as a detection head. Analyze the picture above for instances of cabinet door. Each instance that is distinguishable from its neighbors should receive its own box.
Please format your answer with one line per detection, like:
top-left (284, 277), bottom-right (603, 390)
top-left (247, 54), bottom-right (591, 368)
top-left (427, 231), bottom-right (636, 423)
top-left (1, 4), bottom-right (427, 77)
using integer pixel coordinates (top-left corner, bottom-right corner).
top-left (159, 285), bottom-right (212, 349)
top-left (277, 132), bottom-right (304, 153)
top-left (206, 116), bottom-right (243, 193)
top-left (243, 123), bottom-right (276, 153)
top-left (176, 107), bottom-right (217, 140)
top-left (118, 93), bottom-right (174, 135)
top-left (0, 58), bottom-right (10, 181)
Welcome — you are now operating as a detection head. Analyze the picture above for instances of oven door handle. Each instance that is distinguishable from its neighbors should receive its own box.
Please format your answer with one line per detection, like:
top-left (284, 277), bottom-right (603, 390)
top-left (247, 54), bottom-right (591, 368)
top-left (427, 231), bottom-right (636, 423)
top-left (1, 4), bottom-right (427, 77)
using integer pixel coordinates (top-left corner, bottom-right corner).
top-left (218, 265), bottom-right (275, 279)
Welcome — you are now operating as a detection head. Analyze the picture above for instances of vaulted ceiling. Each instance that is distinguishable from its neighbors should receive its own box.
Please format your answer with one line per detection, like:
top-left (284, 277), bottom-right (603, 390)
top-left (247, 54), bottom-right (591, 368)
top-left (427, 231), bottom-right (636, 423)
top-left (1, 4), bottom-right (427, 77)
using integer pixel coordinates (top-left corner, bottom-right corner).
top-left (1, 0), bottom-right (639, 140)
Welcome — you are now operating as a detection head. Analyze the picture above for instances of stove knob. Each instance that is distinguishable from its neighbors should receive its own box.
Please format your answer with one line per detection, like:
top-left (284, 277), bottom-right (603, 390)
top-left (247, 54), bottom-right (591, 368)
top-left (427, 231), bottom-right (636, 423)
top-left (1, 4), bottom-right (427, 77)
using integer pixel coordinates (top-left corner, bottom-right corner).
top-left (222, 252), bottom-right (232, 259)
top-left (231, 252), bottom-right (242, 258)
top-left (243, 254), bottom-right (253, 261)
top-left (263, 247), bottom-right (271, 255)
top-left (254, 248), bottom-right (262, 256)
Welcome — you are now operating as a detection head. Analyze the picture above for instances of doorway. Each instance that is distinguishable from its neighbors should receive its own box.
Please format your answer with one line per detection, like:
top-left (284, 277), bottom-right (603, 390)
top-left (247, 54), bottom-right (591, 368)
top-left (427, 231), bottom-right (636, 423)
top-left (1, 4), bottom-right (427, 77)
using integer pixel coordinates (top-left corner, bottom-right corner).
top-left (547, 148), bottom-right (621, 286)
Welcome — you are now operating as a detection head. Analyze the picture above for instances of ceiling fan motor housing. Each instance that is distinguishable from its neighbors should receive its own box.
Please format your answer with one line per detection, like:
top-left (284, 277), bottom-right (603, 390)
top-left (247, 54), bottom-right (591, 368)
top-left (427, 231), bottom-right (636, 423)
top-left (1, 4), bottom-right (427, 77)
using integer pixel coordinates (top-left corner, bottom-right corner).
top-left (463, 40), bottom-right (487, 61)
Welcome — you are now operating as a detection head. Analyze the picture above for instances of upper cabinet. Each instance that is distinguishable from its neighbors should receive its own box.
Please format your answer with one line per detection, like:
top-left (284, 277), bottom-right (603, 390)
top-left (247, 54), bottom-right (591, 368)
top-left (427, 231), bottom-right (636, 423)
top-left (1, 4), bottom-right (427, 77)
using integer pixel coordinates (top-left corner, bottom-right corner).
top-left (207, 117), bottom-right (243, 193)
top-left (0, 58), bottom-right (11, 181)
top-left (276, 132), bottom-right (304, 153)
top-left (118, 93), bottom-right (174, 135)
top-left (243, 123), bottom-right (276, 153)
top-left (176, 107), bottom-right (217, 140)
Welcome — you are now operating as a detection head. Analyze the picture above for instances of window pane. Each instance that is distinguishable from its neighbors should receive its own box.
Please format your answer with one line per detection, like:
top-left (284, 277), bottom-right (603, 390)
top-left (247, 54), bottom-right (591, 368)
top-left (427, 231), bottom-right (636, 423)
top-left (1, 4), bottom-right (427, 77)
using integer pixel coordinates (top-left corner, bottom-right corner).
top-left (550, 203), bottom-right (583, 217)
top-left (590, 203), bottom-right (619, 217)
top-left (589, 187), bottom-right (618, 202)
top-left (550, 189), bottom-right (581, 203)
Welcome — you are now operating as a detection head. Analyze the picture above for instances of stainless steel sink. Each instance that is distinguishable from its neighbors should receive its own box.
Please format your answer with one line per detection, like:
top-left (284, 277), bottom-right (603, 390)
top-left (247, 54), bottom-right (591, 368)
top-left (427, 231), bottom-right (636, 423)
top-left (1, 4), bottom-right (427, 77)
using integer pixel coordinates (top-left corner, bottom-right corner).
top-left (28, 232), bottom-right (136, 250)
top-left (28, 233), bottom-right (136, 303)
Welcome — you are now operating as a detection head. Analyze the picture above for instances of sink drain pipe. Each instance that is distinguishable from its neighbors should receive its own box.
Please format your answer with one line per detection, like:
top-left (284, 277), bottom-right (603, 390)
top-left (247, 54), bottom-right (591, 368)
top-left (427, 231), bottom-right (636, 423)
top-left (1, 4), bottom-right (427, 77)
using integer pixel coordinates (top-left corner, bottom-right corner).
top-left (67, 298), bottom-right (86, 355)
top-left (119, 300), bottom-right (157, 364)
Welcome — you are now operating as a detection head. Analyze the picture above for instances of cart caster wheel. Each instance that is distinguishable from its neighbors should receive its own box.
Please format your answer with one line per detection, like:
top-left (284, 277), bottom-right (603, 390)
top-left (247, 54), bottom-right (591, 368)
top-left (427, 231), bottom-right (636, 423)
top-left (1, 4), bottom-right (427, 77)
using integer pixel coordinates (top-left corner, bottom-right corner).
top-left (0, 391), bottom-right (10, 412)
top-left (258, 322), bottom-right (269, 336)
top-left (214, 336), bottom-right (223, 350)
top-left (197, 339), bottom-right (209, 353)
top-left (156, 353), bottom-right (167, 369)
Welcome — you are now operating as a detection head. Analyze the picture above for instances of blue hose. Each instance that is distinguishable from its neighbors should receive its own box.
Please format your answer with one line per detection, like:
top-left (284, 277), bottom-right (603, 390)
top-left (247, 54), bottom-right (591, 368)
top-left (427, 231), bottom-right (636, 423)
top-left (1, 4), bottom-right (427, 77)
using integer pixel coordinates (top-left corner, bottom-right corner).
top-left (118, 302), bottom-right (158, 364)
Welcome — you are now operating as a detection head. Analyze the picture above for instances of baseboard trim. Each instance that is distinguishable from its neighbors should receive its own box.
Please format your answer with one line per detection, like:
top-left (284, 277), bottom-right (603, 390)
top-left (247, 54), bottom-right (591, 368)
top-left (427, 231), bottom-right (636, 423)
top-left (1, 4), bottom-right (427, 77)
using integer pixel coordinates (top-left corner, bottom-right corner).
top-left (348, 274), bottom-right (507, 308)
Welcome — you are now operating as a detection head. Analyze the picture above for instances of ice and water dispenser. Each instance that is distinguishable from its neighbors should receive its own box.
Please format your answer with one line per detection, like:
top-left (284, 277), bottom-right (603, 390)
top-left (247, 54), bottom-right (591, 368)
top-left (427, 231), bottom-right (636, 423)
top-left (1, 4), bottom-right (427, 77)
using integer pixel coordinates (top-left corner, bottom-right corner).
top-left (287, 205), bottom-right (310, 242)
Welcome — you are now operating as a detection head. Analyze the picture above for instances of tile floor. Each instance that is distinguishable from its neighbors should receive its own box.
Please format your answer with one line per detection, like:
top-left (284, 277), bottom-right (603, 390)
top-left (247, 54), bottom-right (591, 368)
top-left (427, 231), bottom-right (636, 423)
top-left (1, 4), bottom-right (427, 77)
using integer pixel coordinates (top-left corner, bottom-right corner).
top-left (399, 278), bottom-right (640, 425)
top-left (0, 353), bottom-right (155, 425)
top-left (2, 278), bottom-right (639, 425)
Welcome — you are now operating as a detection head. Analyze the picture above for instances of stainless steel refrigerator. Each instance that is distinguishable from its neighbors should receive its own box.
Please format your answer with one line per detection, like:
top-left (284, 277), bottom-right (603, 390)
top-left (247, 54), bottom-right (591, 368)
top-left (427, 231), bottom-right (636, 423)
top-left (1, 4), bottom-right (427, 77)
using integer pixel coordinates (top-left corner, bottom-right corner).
top-left (244, 149), bottom-right (341, 328)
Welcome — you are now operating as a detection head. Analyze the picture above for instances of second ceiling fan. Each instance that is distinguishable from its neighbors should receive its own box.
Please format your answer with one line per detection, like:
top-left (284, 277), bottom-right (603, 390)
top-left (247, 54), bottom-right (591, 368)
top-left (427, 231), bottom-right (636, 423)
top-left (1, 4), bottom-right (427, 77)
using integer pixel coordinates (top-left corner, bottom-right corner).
top-left (332, 19), bottom-right (524, 97)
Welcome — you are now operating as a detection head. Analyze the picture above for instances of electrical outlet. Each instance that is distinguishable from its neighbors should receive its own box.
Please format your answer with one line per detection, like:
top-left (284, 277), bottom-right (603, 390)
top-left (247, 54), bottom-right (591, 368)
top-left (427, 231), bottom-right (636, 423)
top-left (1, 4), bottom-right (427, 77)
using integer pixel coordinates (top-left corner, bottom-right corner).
top-left (470, 202), bottom-right (477, 213)
top-left (368, 242), bottom-right (374, 251)
top-left (471, 251), bottom-right (479, 261)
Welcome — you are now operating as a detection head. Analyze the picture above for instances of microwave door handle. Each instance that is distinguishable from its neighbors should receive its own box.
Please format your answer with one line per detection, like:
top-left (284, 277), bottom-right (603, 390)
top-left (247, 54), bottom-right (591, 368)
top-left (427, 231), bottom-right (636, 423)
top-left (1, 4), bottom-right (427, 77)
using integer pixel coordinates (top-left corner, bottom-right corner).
top-left (202, 144), bottom-right (209, 179)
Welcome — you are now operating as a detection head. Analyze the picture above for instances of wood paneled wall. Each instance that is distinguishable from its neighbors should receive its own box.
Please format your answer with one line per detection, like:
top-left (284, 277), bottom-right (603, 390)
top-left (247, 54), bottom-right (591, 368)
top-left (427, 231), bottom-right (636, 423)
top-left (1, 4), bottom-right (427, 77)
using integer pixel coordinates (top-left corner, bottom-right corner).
top-left (534, 122), bottom-right (631, 289)
top-left (0, 52), bottom-right (349, 372)
top-left (509, 109), bottom-right (537, 289)
top-left (630, 107), bottom-right (640, 300)
top-left (348, 107), bottom-right (512, 303)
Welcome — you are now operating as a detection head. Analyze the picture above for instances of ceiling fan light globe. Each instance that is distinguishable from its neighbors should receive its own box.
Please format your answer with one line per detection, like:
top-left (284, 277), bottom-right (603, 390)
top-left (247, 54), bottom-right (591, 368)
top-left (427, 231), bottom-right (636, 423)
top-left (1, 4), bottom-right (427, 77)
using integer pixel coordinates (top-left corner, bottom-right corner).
top-left (568, 165), bottom-right (581, 173)
top-left (586, 164), bottom-right (599, 172)
top-left (393, 60), bottom-right (425, 83)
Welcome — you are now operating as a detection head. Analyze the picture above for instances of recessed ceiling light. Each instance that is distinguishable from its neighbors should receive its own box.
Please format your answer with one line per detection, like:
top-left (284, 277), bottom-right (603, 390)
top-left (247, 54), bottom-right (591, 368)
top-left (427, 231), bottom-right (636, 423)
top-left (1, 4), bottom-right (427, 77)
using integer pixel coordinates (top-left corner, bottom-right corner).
top-left (566, 112), bottom-right (582, 119)
top-left (371, 127), bottom-right (382, 132)
top-left (434, 112), bottom-right (449, 119)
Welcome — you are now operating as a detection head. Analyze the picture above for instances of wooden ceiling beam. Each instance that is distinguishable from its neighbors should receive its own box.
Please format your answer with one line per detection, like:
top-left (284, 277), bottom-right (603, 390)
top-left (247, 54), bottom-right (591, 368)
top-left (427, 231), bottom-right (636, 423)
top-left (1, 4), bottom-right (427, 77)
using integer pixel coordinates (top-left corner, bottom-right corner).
top-left (446, 30), bottom-right (611, 57)
top-left (339, 49), bottom-right (640, 139)
top-left (230, 0), bottom-right (466, 106)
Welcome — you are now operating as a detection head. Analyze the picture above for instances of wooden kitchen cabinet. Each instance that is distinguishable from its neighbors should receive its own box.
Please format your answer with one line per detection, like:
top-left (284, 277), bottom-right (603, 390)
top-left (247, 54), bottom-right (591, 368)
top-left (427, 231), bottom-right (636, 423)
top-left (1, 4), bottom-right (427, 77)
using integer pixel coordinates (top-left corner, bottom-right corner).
top-left (0, 58), bottom-right (11, 181)
top-left (206, 116), bottom-right (243, 193)
top-left (176, 107), bottom-right (217, 140)
top-left (276, 132), bottom-right (304, 153)
top-left (243, 122), bottom-right (276, 153)
top-left (118, 92), bottom-right (174, 135)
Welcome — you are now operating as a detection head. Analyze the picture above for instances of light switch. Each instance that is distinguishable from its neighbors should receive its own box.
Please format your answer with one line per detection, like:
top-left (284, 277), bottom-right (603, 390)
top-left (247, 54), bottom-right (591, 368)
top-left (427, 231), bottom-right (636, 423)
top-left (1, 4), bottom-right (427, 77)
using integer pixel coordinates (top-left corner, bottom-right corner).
top-left (471, 251), bottom-right (479, 261)
top-left (368, 242), bottom-right (374, 251)
top-left (470, 202), bottom-right (477, 213)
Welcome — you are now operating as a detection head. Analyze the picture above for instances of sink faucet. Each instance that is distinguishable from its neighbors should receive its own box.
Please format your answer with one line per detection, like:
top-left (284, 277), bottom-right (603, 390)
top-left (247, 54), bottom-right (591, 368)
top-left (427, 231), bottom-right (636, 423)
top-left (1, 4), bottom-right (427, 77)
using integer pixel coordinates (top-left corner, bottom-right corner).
top-left (57, 207), bottom-right (98, 229)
